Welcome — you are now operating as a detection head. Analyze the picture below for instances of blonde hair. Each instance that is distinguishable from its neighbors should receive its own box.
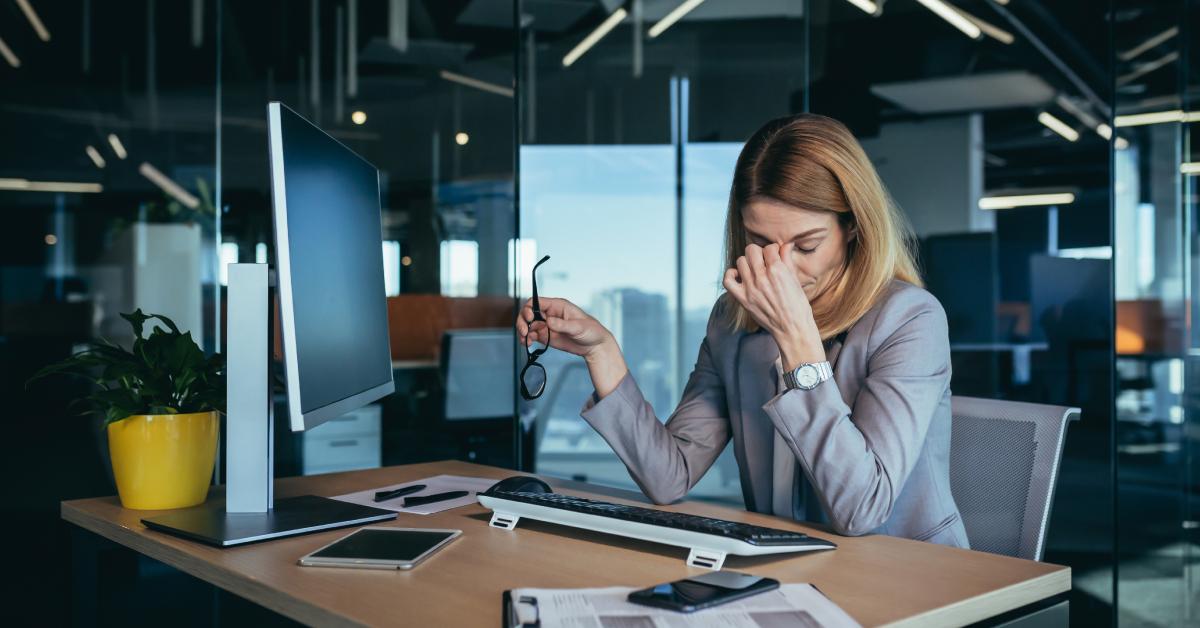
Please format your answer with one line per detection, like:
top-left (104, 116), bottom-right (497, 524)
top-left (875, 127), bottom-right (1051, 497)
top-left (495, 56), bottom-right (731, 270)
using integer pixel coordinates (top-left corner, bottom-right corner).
top-left (723, 113), bottom-right (922, 339)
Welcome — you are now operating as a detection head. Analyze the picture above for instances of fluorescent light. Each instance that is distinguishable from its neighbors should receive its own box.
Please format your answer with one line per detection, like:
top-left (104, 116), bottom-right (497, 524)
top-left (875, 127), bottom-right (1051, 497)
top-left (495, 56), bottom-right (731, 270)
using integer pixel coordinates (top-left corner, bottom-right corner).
top-left (1114, 109), bottom-right (1200, 127)
top-left (1038, 112), bottom-right (1079, 142)
top-left (351, 111), bottom-right (367, 125)
top-left (1183, 163), bottom-right (1200, 176)
top-left (950, 5), bottom-right (1013, 44)
top-left (107, 133), bottom-right (127, 159)
top-left (842, 0), bottom-right (878, 14)
top-left (0, 178), bottom-right (103, 193)
top-left (1056, 95), bottom-right (1100, 129)
top-left (915, 0), bottom-right (982, 39)
top-left (980, 192), bottom-right (1076, 210)
top-left (1119, 26), bottom-right (1178, 62)
top-left (563, 8), bottom-right (627, 68)
top-left (1117, 51), bottom-right (1179, 86)
top-left (15, 0), bottom-right (50, 42)
top-left (0, 36), bottom-right (21, 68)
top-left (648, 0), bottom-right (706, 38)
top-left (85, 145), bottom-right (106, 169)
top-left (439, 70), bottom-right (514, 98)
top-left (139, 162), bottom-right (200, 209)
top-left (1095, 123), bottom-right (1130, 149)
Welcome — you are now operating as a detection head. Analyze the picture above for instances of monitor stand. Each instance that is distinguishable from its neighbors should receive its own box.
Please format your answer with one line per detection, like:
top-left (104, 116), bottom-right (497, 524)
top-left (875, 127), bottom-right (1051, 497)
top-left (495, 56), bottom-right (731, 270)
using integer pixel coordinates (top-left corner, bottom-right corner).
top-left (141, 264), bottom-right (396, 546)
top-left (141, 495), bottom-right (395, 547)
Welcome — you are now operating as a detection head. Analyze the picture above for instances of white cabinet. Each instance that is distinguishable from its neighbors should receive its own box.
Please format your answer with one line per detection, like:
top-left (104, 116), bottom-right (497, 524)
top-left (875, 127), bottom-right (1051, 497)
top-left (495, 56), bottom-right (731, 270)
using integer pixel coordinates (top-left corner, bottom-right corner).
top-left (302, 404), bottom-right (381, 475)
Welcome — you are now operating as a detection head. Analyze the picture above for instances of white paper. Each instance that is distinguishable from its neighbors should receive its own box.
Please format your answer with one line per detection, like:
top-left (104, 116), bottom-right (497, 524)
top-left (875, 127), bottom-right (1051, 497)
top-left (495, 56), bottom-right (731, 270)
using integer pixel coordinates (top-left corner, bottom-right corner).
top-left (331, 474), bottom-right (498, 515)
top-left (510, 584), bottom-right (861, 628)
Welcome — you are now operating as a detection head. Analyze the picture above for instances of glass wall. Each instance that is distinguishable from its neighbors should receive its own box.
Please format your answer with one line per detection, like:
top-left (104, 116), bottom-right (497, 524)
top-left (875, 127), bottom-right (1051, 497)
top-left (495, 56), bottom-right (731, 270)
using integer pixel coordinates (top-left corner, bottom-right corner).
top-left (219, 0), bottom-right (517, 478)
top-left (2, 1), bottom-right (219, 623)
top-left (519, 0), bottom-right (805, 504)
top-left (806, 1), bottom-right (1117, 624)
top-left (1113, 0), bottom-right (1198, 624)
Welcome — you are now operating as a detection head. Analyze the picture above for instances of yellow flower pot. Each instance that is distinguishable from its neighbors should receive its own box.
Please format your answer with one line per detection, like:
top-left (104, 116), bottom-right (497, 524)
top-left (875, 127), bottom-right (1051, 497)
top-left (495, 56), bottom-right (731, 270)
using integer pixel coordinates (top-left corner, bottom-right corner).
top-left (107, 411), bottom-right (219, 510)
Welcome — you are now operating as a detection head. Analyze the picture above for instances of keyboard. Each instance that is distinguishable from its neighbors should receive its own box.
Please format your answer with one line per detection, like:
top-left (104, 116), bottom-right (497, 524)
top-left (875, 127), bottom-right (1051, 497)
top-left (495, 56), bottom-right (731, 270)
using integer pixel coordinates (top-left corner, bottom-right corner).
top-left (477, 490), bottom-right (835, 570)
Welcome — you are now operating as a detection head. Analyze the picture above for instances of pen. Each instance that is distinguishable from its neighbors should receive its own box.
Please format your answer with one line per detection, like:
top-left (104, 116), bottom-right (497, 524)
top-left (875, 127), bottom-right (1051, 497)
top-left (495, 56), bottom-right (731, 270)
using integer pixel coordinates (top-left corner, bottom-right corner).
top-left (403, 490), bottom-right (470, 508)
top-left (373, 484), bottom-right (426, 502)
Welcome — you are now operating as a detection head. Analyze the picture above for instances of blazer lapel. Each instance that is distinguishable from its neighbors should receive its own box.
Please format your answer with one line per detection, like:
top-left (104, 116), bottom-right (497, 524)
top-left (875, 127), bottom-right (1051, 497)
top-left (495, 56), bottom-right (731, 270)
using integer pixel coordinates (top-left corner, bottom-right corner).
top-left (735, 331), bottom-right (780, 514)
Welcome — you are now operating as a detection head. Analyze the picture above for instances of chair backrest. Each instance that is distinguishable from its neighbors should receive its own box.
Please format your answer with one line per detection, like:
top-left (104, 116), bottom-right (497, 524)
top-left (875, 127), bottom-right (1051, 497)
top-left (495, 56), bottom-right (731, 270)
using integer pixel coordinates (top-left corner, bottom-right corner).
top-left (949, 396), bottom-right (1080, 561)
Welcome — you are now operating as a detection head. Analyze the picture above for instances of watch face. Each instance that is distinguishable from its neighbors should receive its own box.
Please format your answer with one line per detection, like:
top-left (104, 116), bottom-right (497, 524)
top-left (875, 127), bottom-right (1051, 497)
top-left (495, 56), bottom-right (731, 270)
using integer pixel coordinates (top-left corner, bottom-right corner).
top-left (796, 365), bottom-right (819, 388)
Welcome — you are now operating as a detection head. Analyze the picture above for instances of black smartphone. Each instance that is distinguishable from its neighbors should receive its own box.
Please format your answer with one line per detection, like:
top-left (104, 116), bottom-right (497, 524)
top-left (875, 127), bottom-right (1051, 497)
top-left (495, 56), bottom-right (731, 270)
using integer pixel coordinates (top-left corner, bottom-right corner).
top-left (627, 571), bottom-right (780, 613)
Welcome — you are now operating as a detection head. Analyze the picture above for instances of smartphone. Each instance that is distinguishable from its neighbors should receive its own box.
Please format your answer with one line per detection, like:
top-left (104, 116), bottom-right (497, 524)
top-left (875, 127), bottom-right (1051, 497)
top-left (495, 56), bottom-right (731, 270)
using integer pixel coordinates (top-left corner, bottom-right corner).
top-left (627, 571), bottom-right (780, 613)
top-left (297, 527), bottom-right (461, 570)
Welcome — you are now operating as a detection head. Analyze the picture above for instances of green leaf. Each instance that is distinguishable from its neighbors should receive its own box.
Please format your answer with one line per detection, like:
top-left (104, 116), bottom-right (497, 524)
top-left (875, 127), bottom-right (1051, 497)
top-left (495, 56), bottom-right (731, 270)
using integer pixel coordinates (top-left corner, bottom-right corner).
top-left (120, 309), bottom-right (150, 339)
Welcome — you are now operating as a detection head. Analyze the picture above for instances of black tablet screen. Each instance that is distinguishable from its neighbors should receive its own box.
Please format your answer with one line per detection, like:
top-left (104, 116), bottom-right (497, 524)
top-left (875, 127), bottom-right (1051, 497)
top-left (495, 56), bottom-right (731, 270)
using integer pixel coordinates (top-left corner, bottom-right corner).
top-left (311, 529), bottom-right (455, 561)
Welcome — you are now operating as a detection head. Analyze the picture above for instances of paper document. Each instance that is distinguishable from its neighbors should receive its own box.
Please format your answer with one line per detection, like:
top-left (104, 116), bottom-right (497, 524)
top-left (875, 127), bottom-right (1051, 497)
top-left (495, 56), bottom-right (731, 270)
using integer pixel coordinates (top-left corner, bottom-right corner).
top-left (509, 583), bottom-right (862, 628)
top-left (331, 474), bottom-right (498, 515)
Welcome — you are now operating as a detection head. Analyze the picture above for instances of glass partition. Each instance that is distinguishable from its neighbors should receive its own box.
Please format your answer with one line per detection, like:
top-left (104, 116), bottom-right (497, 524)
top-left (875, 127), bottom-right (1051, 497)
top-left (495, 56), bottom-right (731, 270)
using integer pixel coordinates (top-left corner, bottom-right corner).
top-left (3, 1), bottom-right (219, 622)
top-left (518, 1), bottom-right (806, 504)
top-left (1113, 1), bottom-right (1198, 624)
top-left (219, 0), bottom-right (518, 476)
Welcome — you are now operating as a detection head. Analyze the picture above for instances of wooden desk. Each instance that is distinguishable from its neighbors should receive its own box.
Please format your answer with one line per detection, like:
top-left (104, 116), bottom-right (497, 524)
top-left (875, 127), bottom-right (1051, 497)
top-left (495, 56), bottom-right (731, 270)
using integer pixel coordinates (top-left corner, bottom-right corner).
top-left (63, 460), bottom-right (1069, 627)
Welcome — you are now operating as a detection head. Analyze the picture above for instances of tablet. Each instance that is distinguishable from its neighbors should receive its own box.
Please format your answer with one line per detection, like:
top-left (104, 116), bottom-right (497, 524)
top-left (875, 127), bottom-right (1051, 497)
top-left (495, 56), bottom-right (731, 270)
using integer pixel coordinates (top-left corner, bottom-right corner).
top-left (298, 527), bottom-right (461, 570)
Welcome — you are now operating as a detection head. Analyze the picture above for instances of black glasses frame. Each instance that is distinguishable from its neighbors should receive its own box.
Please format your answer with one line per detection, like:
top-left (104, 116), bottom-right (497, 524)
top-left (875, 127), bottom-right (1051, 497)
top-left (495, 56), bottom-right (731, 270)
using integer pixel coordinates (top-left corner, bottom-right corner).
top-left (520, 255), bottom-right (552, 400)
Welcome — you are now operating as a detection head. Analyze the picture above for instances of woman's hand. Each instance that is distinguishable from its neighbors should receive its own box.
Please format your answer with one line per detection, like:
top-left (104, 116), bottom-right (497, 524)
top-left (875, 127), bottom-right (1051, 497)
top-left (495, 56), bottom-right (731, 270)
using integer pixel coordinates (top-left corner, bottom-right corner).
top-left (516, 296), bottom-right (629, 398)
top-left (723, 242), bottom-right (827, 370)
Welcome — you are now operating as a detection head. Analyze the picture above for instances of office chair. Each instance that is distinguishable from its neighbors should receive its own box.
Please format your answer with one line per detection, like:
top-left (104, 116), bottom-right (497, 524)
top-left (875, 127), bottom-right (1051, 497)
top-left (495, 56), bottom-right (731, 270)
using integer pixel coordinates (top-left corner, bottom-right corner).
top-left (948, 396), bottom-right (1080, 561)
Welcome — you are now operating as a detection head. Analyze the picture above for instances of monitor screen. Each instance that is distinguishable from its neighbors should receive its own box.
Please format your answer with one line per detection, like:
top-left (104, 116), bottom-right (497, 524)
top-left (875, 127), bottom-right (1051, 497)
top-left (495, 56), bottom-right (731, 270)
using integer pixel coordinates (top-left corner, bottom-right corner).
top-left (443, 330), bottom-right (516, 420)
top-left (269, 102), bottom-right (394, 431)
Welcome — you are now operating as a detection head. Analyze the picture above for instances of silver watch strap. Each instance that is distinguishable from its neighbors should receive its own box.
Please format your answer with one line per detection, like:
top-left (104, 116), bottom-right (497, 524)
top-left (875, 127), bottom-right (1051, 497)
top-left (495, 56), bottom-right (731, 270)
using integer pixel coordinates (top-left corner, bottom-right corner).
top-left (783, 361), bottom-right (833, 390)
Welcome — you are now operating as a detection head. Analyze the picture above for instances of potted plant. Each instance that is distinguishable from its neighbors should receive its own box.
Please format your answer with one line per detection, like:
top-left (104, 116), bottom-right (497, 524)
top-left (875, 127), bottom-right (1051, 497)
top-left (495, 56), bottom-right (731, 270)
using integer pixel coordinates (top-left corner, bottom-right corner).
top-left (30, 310), bottom-right (225, 510)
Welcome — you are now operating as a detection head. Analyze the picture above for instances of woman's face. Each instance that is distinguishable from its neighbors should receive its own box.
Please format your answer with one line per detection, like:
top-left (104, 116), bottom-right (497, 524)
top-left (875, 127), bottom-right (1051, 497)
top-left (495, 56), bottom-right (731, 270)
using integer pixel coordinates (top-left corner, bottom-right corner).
top-left (742, 196), bottom-right (852, 302)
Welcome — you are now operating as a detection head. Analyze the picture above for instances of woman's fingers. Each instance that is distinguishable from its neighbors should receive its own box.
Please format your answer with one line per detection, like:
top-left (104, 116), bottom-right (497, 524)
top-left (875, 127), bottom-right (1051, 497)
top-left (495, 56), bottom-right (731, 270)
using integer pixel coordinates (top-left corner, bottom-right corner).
top-left (744, 244), bottom-right (767, 284)
top-left (723, 268), bottom-right (747, 304)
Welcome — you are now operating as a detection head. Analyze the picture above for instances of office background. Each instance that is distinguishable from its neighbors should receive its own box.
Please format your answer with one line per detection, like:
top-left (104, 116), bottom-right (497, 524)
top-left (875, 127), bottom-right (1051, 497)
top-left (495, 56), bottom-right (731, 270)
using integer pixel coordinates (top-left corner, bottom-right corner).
top-left (0, 0), bottom-right (1195, 625)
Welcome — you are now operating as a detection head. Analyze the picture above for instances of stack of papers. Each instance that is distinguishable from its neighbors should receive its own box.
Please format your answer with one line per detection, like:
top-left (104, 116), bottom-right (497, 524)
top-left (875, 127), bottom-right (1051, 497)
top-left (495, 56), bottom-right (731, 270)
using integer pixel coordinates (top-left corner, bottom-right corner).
top-left (508, 584), bottom-right (862, 628)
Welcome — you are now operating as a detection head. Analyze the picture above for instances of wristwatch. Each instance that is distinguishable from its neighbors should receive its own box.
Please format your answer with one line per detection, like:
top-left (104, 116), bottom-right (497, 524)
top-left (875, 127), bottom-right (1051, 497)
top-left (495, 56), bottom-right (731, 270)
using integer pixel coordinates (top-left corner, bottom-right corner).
top-left (783, 361), bottom-right (833, 391)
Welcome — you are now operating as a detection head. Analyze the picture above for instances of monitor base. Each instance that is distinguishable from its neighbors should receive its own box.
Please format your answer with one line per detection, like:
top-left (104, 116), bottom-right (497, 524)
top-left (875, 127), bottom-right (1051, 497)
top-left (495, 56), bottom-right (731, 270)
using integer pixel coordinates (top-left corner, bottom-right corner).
top-left (141, 495), bottom-right (397, 547)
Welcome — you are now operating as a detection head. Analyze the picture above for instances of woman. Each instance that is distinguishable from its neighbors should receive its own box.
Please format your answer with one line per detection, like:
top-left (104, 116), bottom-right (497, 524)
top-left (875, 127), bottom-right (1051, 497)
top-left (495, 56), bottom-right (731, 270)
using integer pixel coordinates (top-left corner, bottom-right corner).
top-left (516, 114), bottom-right (968, 548)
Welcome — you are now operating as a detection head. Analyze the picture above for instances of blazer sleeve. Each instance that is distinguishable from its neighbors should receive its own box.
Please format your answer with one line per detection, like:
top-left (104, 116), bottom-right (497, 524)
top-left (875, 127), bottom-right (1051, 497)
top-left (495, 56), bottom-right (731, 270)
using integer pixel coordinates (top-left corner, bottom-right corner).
top-left (762, 289), bottom-right (951, 536)
top-left (579, 307), bottom-right (731, 505)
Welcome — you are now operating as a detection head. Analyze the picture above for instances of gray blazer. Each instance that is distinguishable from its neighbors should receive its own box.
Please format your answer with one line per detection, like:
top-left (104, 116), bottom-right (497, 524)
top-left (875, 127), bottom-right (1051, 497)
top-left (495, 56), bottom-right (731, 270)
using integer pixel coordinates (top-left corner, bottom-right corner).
top-left (580, 279), bottom-right (969, 548)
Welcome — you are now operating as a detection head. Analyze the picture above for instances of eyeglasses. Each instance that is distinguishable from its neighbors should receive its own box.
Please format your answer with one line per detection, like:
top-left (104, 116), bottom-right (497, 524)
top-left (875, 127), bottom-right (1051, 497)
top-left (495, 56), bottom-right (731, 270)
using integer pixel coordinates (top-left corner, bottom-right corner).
top-left (520, 255), bottom-right (551, 400)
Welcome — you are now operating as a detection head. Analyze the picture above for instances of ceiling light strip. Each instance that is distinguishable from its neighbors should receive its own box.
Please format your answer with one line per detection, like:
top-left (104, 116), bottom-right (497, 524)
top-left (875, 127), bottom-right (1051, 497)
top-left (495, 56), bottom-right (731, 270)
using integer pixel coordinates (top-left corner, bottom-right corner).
top-left (915, 0), bottom-right (982, 39)
top-left (139, 162), bottom-right (200, 209)
top-left (979, 193), bottom-right (1076, 210)
top-left (107, 133), bottom-right (128, 159)
top-left (843, 0), bottom-right (878, 14)
top-left (648, 0), bottom-right (706, 38)
top-left (15, 0), bottom-right (51, 42)
top-left (951, 6), bottom-right (1013, 44)
top-left (1182, 162), bottom-right (1200, 176)
top-left (439, 70), bottom-right (514, 98)
top-left (563, 8), bottom-right (627, 67)
top-left (0, 178), bottom-right (103, 193)
top-left (0, 36), bottom-right (21, 68)
top-left (1114, 109), bottom-right (1196, 127)
top-left (1119, 26), bottom-right (1179, 62)
top-left (86, 145), bottom-right (106, 169)
top-left (1038, 112), bottom-right (1079, 142)
top-left (1117, 51), bottom-right (1179, 86)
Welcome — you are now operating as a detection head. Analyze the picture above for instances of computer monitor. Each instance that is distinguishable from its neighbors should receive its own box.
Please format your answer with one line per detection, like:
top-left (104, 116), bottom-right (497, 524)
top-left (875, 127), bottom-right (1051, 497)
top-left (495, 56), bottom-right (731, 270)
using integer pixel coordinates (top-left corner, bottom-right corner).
top-left (442, 329), bottom-right (516, 421)
top-left (270, 102), bottom-right (395, 431)
top-left (141, 102), bottom-right (398, 546)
